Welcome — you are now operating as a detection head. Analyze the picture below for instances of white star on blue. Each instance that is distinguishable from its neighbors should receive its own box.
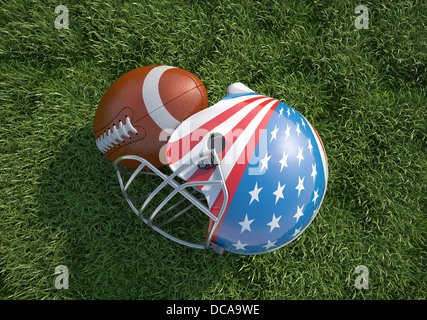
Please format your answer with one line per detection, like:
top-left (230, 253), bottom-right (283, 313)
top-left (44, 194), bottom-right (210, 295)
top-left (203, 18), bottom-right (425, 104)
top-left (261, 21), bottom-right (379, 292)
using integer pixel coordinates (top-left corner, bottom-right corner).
top-left (215, 101), bottom-right (327, 254)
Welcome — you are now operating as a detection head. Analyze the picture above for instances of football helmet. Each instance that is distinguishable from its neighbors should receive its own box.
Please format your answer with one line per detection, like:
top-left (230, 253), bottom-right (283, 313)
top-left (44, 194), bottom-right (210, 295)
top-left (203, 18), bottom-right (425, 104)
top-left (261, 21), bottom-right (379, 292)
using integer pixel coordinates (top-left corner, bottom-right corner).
top-left (114, 83), bottom-right (328, 255)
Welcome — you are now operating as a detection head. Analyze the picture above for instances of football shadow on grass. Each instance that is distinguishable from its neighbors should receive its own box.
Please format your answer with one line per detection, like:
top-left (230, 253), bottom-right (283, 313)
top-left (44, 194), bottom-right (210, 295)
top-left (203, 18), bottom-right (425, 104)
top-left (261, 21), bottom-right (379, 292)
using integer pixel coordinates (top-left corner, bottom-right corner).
top-left (37, 124), bottom-right (242, 299)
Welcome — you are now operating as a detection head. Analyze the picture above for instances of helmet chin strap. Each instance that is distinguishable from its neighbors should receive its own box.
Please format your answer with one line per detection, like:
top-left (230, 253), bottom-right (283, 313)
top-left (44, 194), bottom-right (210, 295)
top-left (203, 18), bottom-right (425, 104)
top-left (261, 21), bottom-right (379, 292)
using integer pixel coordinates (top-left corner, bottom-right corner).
top-left (113, 149), bottom-right (228, 253)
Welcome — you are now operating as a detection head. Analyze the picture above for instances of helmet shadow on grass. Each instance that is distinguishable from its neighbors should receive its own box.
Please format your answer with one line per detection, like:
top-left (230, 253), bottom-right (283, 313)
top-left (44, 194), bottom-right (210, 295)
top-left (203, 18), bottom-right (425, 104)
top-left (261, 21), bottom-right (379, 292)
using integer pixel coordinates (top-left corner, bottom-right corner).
top-left (37, 124), bottom-right (242, 299)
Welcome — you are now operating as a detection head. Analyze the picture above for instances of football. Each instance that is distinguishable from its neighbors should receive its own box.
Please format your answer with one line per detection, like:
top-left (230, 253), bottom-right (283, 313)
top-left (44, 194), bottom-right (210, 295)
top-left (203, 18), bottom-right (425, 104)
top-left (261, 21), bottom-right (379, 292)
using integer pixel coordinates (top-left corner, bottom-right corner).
top-left (93, 65), bottom-right (208, 168)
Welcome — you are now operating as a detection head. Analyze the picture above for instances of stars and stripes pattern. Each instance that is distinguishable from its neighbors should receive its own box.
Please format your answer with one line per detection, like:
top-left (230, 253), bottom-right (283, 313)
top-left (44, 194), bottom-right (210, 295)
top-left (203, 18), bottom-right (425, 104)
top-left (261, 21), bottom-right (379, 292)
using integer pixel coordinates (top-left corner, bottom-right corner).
top-left (167, 92), bottom-right (327, 254)
top-left (214, 100), bottom-right (327, 254)
top-left (167, 93), bottom-right (279, 209)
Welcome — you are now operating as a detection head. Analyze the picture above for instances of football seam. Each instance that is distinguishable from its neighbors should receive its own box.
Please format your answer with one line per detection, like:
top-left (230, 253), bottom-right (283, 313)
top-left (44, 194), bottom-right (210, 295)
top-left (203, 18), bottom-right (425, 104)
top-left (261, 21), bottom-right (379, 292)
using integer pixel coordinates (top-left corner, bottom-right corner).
top-left (94, 84), bottom-right (204, 155)
top-left (94, 107), bottom-right (135, 134)
top-left (95, 116), bottom-right (139, 153)
top-left (133, 83), bottom-right (205, 124)
top-left (97, 82), bottom-right (205, 157)
top-left (94, 73), bottom-right (205, 132)
top-left (102, 126), bottom-right (147, 156)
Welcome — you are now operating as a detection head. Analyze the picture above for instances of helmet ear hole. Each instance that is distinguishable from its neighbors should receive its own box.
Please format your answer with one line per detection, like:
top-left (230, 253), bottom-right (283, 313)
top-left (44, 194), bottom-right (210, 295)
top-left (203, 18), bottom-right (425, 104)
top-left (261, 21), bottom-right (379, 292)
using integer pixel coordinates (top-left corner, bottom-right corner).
top-left (207, 133), bottom-right (226, 154)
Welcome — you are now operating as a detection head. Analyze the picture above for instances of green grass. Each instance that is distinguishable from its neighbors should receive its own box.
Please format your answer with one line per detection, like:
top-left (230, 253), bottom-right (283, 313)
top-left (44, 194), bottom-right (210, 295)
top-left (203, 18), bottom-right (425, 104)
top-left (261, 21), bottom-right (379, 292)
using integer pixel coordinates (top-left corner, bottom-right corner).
top-left (0, 0), bottom-right (425, 300)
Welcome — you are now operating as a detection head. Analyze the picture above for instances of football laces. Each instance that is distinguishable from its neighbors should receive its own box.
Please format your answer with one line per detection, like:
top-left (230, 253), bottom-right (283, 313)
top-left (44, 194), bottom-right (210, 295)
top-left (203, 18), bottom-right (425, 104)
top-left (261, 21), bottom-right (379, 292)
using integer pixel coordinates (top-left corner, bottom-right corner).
top-left (96, 116), bottom-right (138, 153)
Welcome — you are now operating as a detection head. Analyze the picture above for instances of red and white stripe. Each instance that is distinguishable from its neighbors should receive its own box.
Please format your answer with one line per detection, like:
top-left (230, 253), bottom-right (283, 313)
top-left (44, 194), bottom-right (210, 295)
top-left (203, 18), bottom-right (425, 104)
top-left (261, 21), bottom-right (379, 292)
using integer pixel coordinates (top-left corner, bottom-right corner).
top-left (167, 94), bottom-right (267, 165)
top-left (198, 99), bottom-right (278, 205)
top-left (167, 94), bottom-right (279, 240)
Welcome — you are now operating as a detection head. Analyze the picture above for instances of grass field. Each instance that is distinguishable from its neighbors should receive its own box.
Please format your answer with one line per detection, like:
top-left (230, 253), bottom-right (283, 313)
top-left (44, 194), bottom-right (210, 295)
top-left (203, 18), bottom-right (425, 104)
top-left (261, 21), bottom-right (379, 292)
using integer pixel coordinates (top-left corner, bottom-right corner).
top-left (0, 0), bottom-right (425, 300)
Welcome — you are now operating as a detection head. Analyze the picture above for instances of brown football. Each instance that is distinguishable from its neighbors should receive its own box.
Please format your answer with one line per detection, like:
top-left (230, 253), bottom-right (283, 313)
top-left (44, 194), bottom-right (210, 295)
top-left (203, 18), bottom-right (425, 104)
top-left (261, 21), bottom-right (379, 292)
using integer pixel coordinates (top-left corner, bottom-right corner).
top-left (93, 65), bottom-right (208, 168)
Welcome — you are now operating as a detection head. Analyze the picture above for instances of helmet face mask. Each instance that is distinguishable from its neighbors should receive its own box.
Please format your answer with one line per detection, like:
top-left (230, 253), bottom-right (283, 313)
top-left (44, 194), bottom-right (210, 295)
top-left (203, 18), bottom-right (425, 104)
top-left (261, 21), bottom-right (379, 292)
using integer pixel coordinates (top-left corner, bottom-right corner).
top-left (114, 149), bottom-right (229, 254)
top-left (114, 84), bottom-right (328, 255)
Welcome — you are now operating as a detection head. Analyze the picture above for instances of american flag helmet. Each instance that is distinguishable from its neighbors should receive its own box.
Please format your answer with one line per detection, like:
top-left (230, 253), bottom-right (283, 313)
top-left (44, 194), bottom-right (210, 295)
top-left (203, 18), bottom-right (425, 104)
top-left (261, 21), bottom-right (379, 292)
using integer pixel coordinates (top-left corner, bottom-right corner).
top-left (114, 83), bottom-right (328, 255)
